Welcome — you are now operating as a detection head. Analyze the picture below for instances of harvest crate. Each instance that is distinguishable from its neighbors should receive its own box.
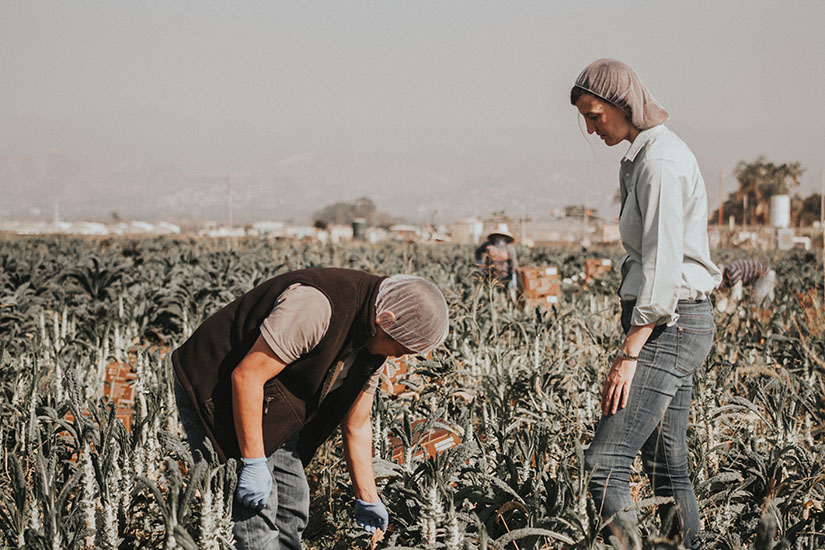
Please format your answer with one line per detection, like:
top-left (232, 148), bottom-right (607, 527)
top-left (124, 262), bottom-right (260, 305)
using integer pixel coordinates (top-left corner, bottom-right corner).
top-left (379, 351), bottom-right (432, 395)
top-left (379, 357), bottom-right (411, 394)
top-left (585, 258), bottom-right (613, 282)
top-left (67, 361), bottom-right (136, 432)
top-left (387, 419), bottom-right (461, 464)
top-left (104, 361), bottom-right (137, 431)
top-left (517, 266), bottom-right (559, 310)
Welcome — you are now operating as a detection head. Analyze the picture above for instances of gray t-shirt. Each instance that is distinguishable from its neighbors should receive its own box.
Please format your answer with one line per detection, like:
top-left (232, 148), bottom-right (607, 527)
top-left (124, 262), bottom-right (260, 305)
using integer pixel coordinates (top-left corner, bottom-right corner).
top-left (259, 283), bottom-right (381, 395)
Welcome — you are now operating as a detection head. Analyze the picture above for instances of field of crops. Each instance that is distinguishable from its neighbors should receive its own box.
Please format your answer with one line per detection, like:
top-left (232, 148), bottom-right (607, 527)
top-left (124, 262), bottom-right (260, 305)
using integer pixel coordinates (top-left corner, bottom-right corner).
top-left (1, 236), bottom-right (823, 550)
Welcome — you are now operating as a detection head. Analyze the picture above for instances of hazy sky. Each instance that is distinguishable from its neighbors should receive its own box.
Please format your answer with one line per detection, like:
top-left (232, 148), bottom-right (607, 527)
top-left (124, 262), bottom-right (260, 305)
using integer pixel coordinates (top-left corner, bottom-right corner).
top-left (2, 1), bottom-right (824, 223)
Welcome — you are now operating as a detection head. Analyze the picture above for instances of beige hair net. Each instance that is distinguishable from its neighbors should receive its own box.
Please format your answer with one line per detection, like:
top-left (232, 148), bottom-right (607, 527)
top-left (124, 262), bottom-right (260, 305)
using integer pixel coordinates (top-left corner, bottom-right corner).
top-left (572, 58), bottom-right (669, 130)
top-left (375, 275), bottom-right (449, 354)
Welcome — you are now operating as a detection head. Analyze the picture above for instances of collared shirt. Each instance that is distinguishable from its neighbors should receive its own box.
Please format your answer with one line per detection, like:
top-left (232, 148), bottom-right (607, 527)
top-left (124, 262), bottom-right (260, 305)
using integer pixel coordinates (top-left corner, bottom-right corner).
top-left (260, 284), bottom-right (381, 396)
top-left (618, 125), bottom-right (721, 327)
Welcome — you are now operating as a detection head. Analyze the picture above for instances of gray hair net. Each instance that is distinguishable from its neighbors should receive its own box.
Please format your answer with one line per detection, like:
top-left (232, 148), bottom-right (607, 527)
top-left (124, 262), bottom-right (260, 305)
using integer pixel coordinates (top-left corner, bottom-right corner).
top-left (375, 274), bottom-right (449, 354)
top-left (572, 58), bottom-right (669, 131)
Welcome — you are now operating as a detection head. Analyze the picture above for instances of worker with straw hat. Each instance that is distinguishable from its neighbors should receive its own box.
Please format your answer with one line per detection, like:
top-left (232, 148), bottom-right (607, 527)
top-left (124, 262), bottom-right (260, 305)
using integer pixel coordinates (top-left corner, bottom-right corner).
top-left (475, 222), bottom-right (519, 288)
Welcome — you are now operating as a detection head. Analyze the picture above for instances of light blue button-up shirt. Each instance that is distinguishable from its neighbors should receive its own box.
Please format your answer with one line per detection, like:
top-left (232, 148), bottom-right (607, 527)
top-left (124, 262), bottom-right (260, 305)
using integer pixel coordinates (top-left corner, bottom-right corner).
top-left (618, 125), bottom-right (721, 327)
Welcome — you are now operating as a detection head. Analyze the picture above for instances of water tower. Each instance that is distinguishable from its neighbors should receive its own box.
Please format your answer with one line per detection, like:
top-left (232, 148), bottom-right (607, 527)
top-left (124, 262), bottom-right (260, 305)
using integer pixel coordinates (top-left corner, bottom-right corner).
top-left (770, 195), bottom-right (790, 228)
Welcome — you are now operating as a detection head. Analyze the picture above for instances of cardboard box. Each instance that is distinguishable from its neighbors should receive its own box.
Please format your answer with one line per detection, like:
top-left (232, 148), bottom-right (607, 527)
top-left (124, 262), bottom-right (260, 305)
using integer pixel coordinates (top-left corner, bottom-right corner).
top-left (388, 419), bottom-right (461, 464)
top-left (585, 258), bottom-right (613, 282)
top-left (379, 357), bottom-right (410, 394)
top-left (379, 351), bottom-right (433, 395)
top-left (517, 266), bottom-right (560, 300)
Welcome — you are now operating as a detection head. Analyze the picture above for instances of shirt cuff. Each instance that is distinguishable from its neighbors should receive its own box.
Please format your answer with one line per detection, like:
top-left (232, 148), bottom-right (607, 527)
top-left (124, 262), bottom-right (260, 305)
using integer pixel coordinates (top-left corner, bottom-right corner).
top-left (631, 303), bottom-right (679, 327)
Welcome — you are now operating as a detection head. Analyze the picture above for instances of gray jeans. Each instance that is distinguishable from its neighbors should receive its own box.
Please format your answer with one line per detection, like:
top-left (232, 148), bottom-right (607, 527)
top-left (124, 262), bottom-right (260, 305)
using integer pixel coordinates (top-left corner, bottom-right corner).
top-left (174, 377), bottom-right (310, 550)
top-left (585, 300), bottom-right (714, 549)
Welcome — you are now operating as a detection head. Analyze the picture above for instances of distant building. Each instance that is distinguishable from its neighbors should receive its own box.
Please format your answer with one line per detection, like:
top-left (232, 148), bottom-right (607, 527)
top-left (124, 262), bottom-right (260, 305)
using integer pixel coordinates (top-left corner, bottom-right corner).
top-left (599, 222), bottom-right (620, 244)
top-left (252, 221), bottom-right (285, 237)
top-left (449, 218), bottom-right (484, 244)
top-left (0, 219), bottom-right (181, 236)
top-left (389, 224), bottom-right (422, 242)
top-left (328, 224), bottom-right (354, 244)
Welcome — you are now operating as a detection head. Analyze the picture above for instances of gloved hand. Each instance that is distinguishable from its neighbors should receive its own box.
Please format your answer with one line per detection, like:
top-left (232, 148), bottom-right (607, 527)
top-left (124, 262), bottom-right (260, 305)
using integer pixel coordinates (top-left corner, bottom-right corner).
top-left (354, 498), bottom-right (388, 533)
top-left (236, 457), bottom-right (272, 511)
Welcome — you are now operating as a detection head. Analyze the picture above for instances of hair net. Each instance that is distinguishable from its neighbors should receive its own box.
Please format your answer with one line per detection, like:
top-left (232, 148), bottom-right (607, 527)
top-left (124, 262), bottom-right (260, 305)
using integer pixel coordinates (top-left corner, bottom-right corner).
top-left (375, 275), bottom-right (449, 354)
top-left (572, 58), bottom-right (669, 131)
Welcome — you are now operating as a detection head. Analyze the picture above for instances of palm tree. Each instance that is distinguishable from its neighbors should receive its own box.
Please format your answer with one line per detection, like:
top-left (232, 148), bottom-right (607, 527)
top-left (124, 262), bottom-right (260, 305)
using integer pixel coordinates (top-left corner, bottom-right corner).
top-left (713, 156), bottom-right (805, 225)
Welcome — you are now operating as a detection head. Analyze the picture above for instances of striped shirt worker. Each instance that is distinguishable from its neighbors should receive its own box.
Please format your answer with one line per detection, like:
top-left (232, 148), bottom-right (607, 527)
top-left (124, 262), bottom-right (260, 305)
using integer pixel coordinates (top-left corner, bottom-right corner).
top-left (723, 259), bottom-right (769, 286)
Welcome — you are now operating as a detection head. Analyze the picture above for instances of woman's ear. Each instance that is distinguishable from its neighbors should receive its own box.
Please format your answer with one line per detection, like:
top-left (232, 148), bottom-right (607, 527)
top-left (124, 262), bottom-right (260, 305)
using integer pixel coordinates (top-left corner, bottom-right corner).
top-left (376, 310), bottom-right (397, 329)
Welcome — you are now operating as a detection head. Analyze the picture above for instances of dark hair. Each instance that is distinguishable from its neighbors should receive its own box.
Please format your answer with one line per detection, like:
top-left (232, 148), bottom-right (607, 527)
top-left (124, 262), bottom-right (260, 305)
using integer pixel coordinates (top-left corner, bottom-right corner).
top-left (570, 85), bottom-right (633, 121)
top-left (570, 86), bottom-right (588, 106)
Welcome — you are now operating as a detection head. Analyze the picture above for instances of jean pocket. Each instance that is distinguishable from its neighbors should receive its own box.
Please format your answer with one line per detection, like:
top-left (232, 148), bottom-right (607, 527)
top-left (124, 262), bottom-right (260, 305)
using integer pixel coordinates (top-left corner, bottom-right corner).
top-left (675, 324), bottom-right (714, 375)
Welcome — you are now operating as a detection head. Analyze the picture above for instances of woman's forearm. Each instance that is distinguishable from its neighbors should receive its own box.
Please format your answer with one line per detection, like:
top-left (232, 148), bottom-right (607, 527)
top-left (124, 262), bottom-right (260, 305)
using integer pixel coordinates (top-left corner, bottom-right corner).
top-left (622, 322), bottom-right (656, 356)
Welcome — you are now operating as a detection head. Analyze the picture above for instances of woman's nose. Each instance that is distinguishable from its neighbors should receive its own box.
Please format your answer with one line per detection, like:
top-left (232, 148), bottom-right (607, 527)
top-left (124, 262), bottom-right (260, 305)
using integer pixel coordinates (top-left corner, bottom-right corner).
top-left (584, 119), bottom-right (595, 134)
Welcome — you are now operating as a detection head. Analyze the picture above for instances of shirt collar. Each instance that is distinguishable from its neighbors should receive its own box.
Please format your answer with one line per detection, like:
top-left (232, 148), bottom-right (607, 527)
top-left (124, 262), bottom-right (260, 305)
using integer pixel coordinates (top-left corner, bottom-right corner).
top-left (623, 124), bottom-right (666, 162)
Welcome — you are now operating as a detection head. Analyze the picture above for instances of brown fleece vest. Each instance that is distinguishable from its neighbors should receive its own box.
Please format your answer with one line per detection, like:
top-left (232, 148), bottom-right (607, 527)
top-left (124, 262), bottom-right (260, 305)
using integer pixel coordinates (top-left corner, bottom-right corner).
top-left (171, 268), bottom-right (387, 464)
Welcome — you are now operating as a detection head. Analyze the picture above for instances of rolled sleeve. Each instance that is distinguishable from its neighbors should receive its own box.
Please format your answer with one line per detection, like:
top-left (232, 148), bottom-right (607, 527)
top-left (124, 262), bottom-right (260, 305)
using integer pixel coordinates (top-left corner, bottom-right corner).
top-left (631, 159), bottom-right (684, 327)
top-left (259, 284), bottom-right (331, 363)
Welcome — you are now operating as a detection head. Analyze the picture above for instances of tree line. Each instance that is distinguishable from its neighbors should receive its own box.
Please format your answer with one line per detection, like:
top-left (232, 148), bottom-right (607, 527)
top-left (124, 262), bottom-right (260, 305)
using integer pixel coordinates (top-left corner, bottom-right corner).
top-left (712, 156), bottom-right (822, 227)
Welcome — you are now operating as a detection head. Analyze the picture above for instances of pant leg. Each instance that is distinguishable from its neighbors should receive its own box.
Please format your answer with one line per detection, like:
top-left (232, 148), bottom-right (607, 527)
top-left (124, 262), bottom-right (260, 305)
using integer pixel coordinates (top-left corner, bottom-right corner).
top-left (640, 300), bottom-right (712, 549)
top-left (174, 375), bottom-right (309, 550)
top-left (232, 434), bottom-right (309, 550)
top-left (272, 435), bottom-right (310, 550)
top-left (640, 380), bottom-right (699, 548)
top-left (585, 300), bottom-right (711, 542)
top-left (730, 280), bottom-right (743, 303)
top-left (753, 270), bottom-right (776, 305)
top-left (585, 326), bottom-right (683, 529)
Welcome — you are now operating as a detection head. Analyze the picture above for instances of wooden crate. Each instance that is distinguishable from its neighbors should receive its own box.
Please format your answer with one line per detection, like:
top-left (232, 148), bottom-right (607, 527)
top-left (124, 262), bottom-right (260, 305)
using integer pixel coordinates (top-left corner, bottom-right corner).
top-left (387, 419), bottom-right (461, 464)
top-left (379, 357), bottom-right (410, 394)
top-left (67, 361), bottom-right (136, 432)
top-left (585, 258), bottom-right (613, 282)
top-left (517, 266), bottom-right (560, 310)
top-left (103, 361), bottom-right (136, 432)
top-left (378, 351), bottom-right (432, 395)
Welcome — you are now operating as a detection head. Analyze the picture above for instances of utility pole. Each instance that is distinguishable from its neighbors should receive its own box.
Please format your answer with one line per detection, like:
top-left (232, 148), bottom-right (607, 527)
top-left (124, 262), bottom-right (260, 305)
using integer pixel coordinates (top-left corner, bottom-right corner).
top-left (225, 176), bottom-right (232, 228)
top-left (743, 195), bottom-right (748, 228)
top-left (521, 205), bottom-right (527, 244)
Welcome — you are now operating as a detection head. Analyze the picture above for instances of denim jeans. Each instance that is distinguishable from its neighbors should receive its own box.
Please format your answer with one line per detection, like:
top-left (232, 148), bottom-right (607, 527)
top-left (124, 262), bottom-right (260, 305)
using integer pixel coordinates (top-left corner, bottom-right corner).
top-left (585, 299), bottom-right (714, 549)
top-left (174, 377), bottom-right (310, 550)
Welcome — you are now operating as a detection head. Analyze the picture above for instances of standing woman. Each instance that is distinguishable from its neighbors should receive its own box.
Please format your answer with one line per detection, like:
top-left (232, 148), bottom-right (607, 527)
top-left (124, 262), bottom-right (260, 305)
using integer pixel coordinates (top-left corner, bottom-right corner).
top-left (570, 59), bottom-right (721, 548)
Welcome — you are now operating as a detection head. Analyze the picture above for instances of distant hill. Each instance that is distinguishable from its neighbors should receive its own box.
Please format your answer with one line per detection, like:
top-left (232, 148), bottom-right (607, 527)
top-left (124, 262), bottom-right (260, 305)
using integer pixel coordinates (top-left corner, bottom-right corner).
top-left (1, 111), bottom-right (822, 224)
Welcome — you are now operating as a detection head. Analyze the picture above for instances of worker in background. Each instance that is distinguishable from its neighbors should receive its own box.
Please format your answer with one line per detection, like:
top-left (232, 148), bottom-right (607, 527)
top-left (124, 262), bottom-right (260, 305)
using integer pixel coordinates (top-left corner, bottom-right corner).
top-left (475, 224), bottom-right (519, 290)
top-left (716, 258), bottom-right (776, 311)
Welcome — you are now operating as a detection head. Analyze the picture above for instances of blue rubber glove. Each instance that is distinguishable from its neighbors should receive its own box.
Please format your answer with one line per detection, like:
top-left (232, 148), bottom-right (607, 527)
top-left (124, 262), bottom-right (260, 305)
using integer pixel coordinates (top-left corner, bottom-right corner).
top-left (354, 498), bottom-right (388, 533)
top-left (236, 457), bottom-right (272, 511)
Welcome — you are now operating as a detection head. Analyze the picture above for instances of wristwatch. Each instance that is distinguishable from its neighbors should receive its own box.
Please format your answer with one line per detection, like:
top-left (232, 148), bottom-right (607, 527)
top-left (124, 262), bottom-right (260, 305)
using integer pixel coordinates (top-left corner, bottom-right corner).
top-left (616, 350), bottom-right (639, 362)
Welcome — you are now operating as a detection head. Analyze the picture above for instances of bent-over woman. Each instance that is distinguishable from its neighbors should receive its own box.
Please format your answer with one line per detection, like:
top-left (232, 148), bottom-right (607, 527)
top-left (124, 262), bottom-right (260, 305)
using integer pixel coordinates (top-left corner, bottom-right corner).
top-left (569, 59), bottom-right (721, 548)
